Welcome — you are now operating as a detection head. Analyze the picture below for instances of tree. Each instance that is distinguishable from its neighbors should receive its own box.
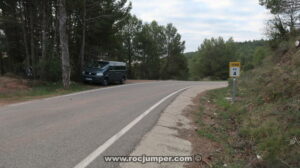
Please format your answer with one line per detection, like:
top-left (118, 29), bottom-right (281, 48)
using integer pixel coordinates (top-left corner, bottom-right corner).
top-left (260, 0), bottom-right (300, 38)
top-left (190, 37), bottom-right (237, 80)
top-left (0, 0), bottom-right (186, 81)
top-left (29, 0), bottom-right (36, 78)
top-left (79, 0), bottom-right (86, 75)
top-left (40, 0), bottom-right (49, 80)
top-left (160, 24), bottom-right (188, 80)
top-left (19, 0), bottom-right (30, 71)
top-left (135, 21), bottom-right (166, 79)
top-left (0, 0), bottom-right (24, 74)
top-left (120, 15), bottom-right (142, 78)
top-left (235, 40), bottom-right (267, 71)
top-left (58, 0), bottom-right (71, 88)
top-left (252, 47), bottom-right (269, 66)
top-left (266, 16), bottom-right (289, 40)
top-left (0, 32), bottom-right (5, 75)
top-left (83, 0), bottom-right (131, 61)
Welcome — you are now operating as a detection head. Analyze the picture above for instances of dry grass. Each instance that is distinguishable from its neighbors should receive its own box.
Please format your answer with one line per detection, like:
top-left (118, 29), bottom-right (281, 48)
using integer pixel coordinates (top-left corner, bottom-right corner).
top-left (191, 41), bottom-right (300, 167)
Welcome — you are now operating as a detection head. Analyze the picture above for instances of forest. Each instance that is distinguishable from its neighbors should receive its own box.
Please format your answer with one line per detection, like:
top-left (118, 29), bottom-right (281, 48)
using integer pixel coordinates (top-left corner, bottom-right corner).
top-left (1, 0), bottom-right (298, 87)
top-left (0, 0), bottom-right (188, 88)
top-left (187, 39), bottom-right (268, 80)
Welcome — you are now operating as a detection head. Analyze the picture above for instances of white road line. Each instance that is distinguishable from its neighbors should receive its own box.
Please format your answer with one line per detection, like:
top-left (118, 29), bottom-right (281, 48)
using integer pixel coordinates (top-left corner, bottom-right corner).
top-left (4, 81), bottom-right (163, 108)
top-left (73, 87), bottom-right (190, 168)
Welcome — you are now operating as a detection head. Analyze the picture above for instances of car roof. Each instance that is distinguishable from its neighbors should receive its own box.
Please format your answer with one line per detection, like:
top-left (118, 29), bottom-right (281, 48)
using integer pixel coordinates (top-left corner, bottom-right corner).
top-left (98, 60), bottom-right (126, 66)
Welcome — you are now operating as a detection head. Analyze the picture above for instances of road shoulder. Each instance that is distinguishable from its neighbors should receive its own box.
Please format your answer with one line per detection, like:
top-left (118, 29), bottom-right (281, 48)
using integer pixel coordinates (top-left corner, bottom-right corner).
top-left (120, 84), bottom-right (227, 168)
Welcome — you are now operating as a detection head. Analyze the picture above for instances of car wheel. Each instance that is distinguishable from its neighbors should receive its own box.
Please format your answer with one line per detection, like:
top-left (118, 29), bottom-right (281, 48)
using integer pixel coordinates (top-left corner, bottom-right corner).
top-left (120, 77), bottom-right (125, 84)
top-left (102, 78), bottom-right (108, 86)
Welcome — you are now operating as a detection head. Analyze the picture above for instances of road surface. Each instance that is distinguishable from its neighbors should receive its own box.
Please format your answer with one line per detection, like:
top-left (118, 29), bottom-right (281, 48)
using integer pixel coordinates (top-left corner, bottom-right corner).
top-left (0, 81), bottom-right (226, 168)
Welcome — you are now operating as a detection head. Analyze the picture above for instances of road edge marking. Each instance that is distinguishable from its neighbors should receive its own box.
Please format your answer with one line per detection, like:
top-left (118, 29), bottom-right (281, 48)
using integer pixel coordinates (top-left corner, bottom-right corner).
top-left (4, 81), bottom-right (164, 108)
top-left (73, 87), bottom-right (190, 168)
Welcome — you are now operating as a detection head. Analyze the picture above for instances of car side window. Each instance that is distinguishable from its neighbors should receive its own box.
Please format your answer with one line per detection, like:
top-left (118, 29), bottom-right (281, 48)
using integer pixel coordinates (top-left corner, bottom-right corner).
top-left (110, 66), bottom-right (117, 71)
top-left (108, 65), bottom-right (126, 71)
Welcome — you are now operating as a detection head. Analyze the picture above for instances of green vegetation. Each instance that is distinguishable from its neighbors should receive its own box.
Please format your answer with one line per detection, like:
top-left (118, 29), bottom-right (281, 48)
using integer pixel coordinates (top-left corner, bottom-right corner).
top-left (0, 0), bottom-right (188, 84)
top-left (130, 22), bottom-right (188, 80)
top-left (190, 37), bottom-right (236, 80)
top-left (184, 52), bottom-right (198, 59)
top-left (187, 38), bottom-right (268, 80)
top-left (196, 38), bottom-right (300, 167)
top-left (235, 40), bottom-right (270, 71)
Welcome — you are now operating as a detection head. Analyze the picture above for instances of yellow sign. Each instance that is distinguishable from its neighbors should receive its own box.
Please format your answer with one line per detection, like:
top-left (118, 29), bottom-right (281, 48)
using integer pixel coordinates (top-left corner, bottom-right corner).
top-left (229, 62), bottom-right (241, 68)
top-left (229, 62), bottom-right (241, 77)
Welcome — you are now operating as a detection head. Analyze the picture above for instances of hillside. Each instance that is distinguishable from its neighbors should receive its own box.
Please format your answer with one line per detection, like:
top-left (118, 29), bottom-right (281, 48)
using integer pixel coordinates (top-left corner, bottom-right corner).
top-left (184, 52), bottom-right (198, 59)
top-left (192, 39), bottom-right (300, 167)
top-left (237, 40), bottom-right (300, 166)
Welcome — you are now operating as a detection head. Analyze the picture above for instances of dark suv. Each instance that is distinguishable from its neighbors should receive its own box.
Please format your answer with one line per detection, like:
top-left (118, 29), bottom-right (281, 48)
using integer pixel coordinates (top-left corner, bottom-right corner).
top-left (82, 61), bottom-right (127, 86)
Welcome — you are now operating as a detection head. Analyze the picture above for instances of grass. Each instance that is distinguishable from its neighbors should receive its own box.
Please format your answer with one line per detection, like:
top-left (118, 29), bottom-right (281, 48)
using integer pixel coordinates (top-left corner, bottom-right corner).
top-left (197, 84), bottom-right (299, 167)
top-left (197, 129), bottom-right (219, 142)
top-left (195, 44), bottom-right (300, 167)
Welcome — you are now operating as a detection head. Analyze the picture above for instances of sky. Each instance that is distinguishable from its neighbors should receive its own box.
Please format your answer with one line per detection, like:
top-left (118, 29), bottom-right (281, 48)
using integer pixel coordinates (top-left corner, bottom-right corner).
top-left (129, 0), bottom-right (272, 52)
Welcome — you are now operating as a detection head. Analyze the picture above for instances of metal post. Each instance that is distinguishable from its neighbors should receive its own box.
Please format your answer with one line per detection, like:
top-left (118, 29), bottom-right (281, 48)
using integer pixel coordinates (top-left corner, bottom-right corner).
top-left (232, 78), bottom-right (237, 103)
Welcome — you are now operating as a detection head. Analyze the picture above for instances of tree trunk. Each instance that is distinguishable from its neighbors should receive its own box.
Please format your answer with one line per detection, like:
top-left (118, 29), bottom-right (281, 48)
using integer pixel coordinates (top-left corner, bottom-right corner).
top-left (127, 38), bottom-right (132, 78)
top-left (58, 0), bottom-right (71, 88)
top-left (0, 52), bottom-right (3, 75)
top-left (53, 0), bottom-right (60, 58)
top-left (29, 6), bottom-right (35, 78)
top-left (40, 0), bottom-right (48, 80)
top-left (79, 0), bottom-right (86, 75)
top-left (20, 0), bottom-right (30, 69)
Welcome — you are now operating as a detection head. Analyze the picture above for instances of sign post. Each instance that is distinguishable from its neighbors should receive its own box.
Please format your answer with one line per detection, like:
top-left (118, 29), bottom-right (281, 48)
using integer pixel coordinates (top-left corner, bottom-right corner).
top-left (295, 40), bottom-right (300, 48)
top-left (229, 62), bottom-right (241, 102)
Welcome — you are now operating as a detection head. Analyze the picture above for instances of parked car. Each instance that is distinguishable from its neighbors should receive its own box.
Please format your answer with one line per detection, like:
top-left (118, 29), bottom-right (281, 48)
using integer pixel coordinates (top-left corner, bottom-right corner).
top-left (82, 61), bottom-right (127, 86)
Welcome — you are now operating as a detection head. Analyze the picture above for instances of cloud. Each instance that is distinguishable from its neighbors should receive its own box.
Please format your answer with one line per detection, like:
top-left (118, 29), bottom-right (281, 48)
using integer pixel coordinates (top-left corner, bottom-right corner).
top-left (131, 0), bottom-right (186, 22)
top-left (130, 0), bottom-right (271, 52)
top-left (193, 0), bottom-right (233, 9)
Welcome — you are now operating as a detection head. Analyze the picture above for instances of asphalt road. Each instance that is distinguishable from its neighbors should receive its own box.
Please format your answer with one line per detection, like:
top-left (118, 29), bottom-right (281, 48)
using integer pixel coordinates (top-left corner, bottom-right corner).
top-left (0, 81), bottom-right (226, 168)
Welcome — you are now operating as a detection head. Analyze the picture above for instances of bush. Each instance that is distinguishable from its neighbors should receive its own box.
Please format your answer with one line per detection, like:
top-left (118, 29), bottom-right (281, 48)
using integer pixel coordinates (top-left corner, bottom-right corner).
top-left (209, 39), bottom-right (300, 167)
top-left (190, 37), bottom-right (237, 80)
top-left (42, 56), bottom-right (62, 82)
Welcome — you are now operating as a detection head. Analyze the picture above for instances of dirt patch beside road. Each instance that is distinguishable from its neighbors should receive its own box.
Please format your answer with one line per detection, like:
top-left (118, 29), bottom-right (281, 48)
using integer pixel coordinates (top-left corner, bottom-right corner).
top-left (180, 93), bottom-right (222, 168)
top-left (0, 76), bottom-right (30, 94)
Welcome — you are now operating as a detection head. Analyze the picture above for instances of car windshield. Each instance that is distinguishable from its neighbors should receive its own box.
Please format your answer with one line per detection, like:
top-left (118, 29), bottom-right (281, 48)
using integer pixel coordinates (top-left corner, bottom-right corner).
top-left (87, 61), bottom-right (108, 69)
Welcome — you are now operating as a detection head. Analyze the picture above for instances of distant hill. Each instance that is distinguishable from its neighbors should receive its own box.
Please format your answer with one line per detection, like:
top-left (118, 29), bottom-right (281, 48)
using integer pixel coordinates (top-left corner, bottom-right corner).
top-left (184, 52), bottom-right (198, 80)
top-left (184, 51), bottom-right (198, 59)
top-left (235, 39), bottom-right (268, 58)
top-left (235, 39), bottom-right (268, 70)
top-left (185, 39), bottom-right (267, 60)
top-left (185, 39), bottom-right (268, 80)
